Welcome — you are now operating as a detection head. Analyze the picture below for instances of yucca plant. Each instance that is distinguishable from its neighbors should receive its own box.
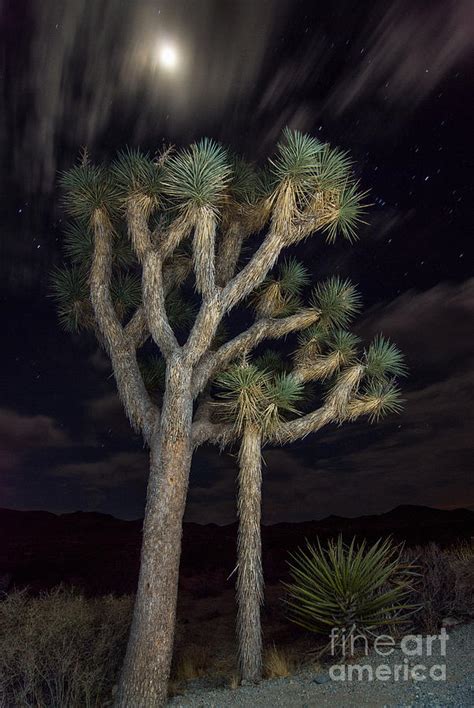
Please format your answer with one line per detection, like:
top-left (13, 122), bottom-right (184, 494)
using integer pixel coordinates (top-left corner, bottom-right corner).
top-left (284, 536), bottom-right (417, 646)
top-left (52, 128), bottom-right (405, 705)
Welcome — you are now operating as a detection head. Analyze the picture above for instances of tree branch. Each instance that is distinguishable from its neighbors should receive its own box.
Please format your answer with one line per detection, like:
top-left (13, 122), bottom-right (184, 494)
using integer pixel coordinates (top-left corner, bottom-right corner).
top-left (191, 309), bottom-right (320, 397)
top-left (193, 206), bottom-right (217, 297)
top-left (139, 212), bottom-right (192, 359)
top-left (90, 212), bottom-right (158, 443)
top-left (220, 186), bottom-right (304, 313)
top-left (192, 365), bottom-right (366, 448)
top-left (216, 220), bottom-right (245, 286)
top-left (273, 364), bottom-right (365, 443)
top-left (126, 200), bottom-right (153, 263)
top-left (124, 257), bottom-right (192, 351)
top-left (183, 208), bottom-right (223, 367)
top-left (124, 308), bottom-right (148, 349)
top-left (142, 251), bottom-right (179, 358)
top-left (221, 225), bottom-right (285, 313)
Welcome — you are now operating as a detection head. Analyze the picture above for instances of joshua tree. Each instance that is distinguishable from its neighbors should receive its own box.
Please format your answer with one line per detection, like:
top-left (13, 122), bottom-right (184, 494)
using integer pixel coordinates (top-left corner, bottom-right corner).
top-left (215, 270), bottom-right (406, 682)
top-left (52, 129), bottom-right (403, 706)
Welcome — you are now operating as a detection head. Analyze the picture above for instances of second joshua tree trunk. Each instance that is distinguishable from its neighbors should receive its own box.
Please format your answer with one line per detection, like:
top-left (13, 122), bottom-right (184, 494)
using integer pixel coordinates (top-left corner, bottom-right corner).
top-left (237, 425), bottom-right (264, 682)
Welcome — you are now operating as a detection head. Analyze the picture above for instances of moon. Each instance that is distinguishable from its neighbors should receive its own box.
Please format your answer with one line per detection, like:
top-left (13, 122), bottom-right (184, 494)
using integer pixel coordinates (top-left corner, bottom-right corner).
top-left (157, 43), bottom-right (179, 70)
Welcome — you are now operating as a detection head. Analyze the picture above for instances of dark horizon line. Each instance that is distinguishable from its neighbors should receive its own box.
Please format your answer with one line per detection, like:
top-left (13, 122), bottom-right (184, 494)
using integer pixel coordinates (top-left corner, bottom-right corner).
top-left (2, 502), bottom-right (473, 527)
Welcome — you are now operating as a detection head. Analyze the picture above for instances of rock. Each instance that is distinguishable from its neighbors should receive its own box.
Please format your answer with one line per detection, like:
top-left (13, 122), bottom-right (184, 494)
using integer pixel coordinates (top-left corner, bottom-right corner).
top-left (312, 673), bottom-right (331, 684)
top-left (442, 616), bottom-right (463, 628)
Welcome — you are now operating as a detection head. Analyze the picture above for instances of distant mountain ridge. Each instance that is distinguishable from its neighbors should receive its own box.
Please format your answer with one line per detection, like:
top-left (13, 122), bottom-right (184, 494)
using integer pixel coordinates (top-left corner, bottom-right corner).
top-left (1, 505), bottom-right (472, 595)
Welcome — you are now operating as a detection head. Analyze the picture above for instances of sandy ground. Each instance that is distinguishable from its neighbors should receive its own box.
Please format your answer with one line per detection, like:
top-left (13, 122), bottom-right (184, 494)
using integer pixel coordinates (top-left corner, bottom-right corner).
top-left (169, 622), bottom-right (474, 707)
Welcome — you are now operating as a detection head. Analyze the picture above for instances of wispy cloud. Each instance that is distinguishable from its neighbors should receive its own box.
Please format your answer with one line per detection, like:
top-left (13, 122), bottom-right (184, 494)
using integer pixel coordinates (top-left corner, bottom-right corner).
top-left (326, 0), bottom-right (474, 116)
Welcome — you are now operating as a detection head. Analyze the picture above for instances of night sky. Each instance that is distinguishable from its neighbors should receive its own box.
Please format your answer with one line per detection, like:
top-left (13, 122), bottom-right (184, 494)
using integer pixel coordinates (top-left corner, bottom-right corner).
top-left (1, 0), bottom-right (473, 522)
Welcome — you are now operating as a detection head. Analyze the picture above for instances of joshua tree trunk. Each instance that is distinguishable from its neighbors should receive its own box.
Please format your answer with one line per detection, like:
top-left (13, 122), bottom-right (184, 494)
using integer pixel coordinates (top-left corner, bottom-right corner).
top-left (115, 357), bottom-right (193, 708)
top-left (236, 425), bottom-right (264, 683)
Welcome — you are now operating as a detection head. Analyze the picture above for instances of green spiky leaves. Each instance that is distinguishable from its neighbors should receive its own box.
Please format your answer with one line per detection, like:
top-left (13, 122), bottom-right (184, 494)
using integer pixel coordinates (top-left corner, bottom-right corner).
top-left (60, 164), bottom-right (120, 223)
top-left (328, 330), bottom-right (360, 365)
top-left (277, 259), bottom-right (310, 295)
top-left (364, 335), bottom-right (408, 380)
top-left (50, 266), bottom-right (94, 333)
top-left (51, 264), bottom-right (143, 330)
top-left (254, 349), bottom-right (288, 374)
top-left (349, 379), bottom-right (404, 423)
top-left (296, 323), bottom-right (328, 351)
top-left (313, 144), bottom-right (353, 191)
top-left (266, 373), bottom-right (304, 414)
top-left (227, 157), bottom-right (259, 205)
top-left (63, 221), bottom-right (134, 268)
top-left (284, 535), bottom-right (417, 636)
top-left (161, 138), bottom-right (231, 209)
top-left (215, 362), bottom-right (270, 433)
top-left (139, 355), bottom-right (166, 392)
top-left (270, 129), bottom-right (323, 193)
top-left (165, 289), bottom-right (196, 331)
top-left (110, 272), bottom-right (141, 320)
top-left (323, 180), bottom-right (369, 243)
top-left (110, 148), bottom-right (162, 209)
top-left (311, 276), bottom-right (362, 328)
top-left (253, 258), bottom-right (309, 318)
top-left (295, 329), bottom-right (361, 382)
top-left (268, 130), bottom-right (367, 243)
top-left (215, 360), bottom-right (305, 436)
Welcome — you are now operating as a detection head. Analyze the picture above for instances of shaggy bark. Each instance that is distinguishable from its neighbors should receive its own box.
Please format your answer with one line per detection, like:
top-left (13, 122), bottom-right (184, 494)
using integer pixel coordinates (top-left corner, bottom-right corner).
top-left (216, 220), bottom-right (245, 286)
top-left (115, 357), bottom-right (193, 707)
top-left (236, 425), bottom-right (264, 683)
top-left (90, 214), bottom-right (157, 442)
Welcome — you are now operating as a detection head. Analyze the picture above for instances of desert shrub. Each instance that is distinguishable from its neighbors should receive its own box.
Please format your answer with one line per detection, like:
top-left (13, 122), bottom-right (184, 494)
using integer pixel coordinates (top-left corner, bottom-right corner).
top-left (264, 644), bottom-right (296, 678)
top-left (404, 542), bottom-right (474, 632)
top-left (172, 643), bottom-right (211, 682)
top-left (451, 538), bottom-right (474, 562)
top-left (283, 535), bottom-right (417, 641)
top-left (0, 587), bottom-right (132, 707)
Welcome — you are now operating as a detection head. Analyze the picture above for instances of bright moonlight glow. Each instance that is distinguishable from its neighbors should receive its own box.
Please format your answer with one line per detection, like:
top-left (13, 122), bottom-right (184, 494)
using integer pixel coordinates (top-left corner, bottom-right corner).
top-left (158, 44), bottom-right (178, 70)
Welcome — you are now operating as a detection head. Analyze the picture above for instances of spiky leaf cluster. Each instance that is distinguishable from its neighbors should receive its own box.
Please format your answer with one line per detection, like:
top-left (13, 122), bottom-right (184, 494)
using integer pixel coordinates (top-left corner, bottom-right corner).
top-left (295, 329), bottom-right (360, 382)
top-left (364, 335), bottom-right (408, 381)
top-left (310, 276), bottom-right (362, 328)
top-left (215, 358), bottom-right (306, 436)
top-left (253, 258), bottom-right (309, 318)
top-left (254, 349), bottom-right (288, 374)
top-left (111, 148), bottom-right (163, 207)
top-left (284, 535), bottom-right (417, 637)
top-left (60, 164), bottom-right (120, 222)
top-left (165, 289), bottom-right (196, 331)
top-left (295, 323), bottom-right (329, 364)
top-left (349, 379), bottom-right (404, 423)
top-left (111, 272), bottom-right (141, 320)
top-left (313, 144), bottom-right (353, 192)
top-left (215, 363), bottom-right (271, 433)
top-left (139, 355), bottom-right (166, 392)
top-left (227, 157), bottom-right (259, 205)
top-left (63, 222), bottom-right (134, 268)
top-left (161, 138), bottom-right (231, 209)
top-left (50, 266), bottom-right (94, 333)
top-left (269, 129), bottom-right (323, 196)
top-left (323, 181), bottom-right (369, 243)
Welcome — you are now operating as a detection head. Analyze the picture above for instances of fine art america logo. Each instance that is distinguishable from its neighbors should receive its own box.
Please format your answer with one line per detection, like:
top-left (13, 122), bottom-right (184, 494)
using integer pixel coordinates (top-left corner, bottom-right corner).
top-left (328, 626), bottom-right (449, 682)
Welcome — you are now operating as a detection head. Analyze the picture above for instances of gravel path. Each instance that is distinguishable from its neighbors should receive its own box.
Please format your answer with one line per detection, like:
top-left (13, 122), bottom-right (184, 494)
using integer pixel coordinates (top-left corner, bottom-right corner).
top-left (168, 623), bottom-right (474, 707)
